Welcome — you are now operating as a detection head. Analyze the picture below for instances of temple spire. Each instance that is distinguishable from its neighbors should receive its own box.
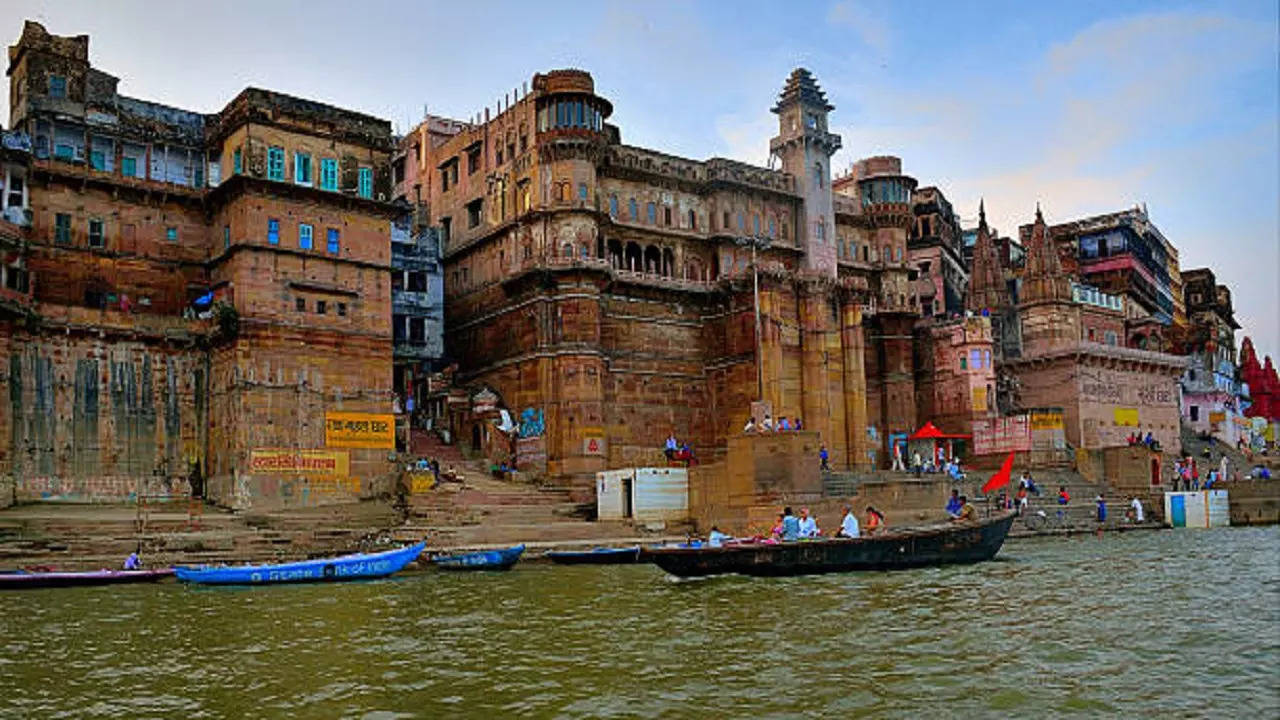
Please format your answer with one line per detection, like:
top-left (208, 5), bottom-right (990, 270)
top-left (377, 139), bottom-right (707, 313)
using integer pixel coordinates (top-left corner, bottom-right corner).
top-left (966, 200), bottom-right (1008, 314)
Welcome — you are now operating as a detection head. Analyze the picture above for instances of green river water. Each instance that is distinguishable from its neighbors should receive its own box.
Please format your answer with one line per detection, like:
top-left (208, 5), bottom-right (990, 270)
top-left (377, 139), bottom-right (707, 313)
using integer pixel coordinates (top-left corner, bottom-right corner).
top-left (0, 526), bottom-right (1277, 719)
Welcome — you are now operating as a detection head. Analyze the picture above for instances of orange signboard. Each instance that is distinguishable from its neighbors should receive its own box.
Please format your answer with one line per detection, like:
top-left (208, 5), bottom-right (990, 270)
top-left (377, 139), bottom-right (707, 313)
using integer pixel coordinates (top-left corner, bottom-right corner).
top-left (249, 449), bottom-right (349, 475)
top-left (325, 412), bottom-right (395, 449)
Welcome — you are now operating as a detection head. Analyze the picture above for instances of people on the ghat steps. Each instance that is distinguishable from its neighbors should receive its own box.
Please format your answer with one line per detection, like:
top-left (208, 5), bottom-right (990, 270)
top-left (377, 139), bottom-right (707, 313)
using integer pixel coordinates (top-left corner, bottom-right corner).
top-left (945, 489), bottom-right (963, 518)
top-left (949, 495), bottom-right (976, 523)
top-left (797, 507), bottom-right (820, 538)
top-left (743, 416), bottom-right (758, 433)
top-left (664, 433), bottom-right (678, 460)
top-left (819, 445), bottom-right (831, 472)
top-left (837, 505), bottom-right (860, 538)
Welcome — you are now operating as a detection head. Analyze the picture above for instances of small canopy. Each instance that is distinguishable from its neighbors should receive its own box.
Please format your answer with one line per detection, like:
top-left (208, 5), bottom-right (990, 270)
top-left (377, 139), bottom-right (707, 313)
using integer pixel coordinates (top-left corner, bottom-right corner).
top-left (910, 421), bottom-right (971, 440)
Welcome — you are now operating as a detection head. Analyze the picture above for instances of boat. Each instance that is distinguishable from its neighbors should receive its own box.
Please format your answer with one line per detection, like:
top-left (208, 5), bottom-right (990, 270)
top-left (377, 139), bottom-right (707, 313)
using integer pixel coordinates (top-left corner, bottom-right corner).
top-left (644, 512), bottom-right (1017, 578)
top-left (174, 541), bottom-right (426, 585)
top-left (0, 568), bottom-right (174, 590)
top-left (433, 544), bottom-right (525, 571)
top-left (544, 546), bottom-right (642, 565)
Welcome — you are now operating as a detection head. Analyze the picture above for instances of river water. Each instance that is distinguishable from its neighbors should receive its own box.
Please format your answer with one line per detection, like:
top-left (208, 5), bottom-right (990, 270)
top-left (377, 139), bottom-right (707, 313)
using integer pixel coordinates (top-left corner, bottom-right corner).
top-left (1, 526), bottom-right (1277, 719)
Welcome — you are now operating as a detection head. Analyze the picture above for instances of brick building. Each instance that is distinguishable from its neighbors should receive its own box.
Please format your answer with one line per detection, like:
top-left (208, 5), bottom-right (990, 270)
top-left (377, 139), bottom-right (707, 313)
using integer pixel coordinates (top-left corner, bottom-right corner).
top-left (420, 68), bottom-right (953, 498)
top-left (0, 21), bottom-right (399, 508)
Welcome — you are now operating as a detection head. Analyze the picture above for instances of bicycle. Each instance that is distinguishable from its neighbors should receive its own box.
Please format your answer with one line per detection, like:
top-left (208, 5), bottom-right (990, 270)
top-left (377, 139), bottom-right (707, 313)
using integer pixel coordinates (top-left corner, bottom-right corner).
top-left (1022, 507), bottom-right (1071, 532)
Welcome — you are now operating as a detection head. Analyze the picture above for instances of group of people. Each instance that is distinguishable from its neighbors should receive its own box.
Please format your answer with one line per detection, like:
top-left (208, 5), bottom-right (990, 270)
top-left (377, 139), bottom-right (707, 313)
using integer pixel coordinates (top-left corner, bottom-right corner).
top-left (944, 490), bottom-right (977, 522)
top-left (762, 505), bottom-right (885, 541)
top-left (1171, 452), bottom-right (1235, 491)
top-left (1127, 430), bottom-right (1161, 450)
top-left (663, 434), bottom-right (697, 465)
top-left (742, 414), bottom-right (804, 433)
top-left (910, 451), bottom-right (966, 482)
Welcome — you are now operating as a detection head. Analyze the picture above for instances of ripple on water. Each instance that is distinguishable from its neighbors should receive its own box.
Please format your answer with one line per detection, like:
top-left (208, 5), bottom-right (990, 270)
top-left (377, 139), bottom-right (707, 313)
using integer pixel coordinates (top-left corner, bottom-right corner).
top-left (0, 527), bottom-right (1277, 717)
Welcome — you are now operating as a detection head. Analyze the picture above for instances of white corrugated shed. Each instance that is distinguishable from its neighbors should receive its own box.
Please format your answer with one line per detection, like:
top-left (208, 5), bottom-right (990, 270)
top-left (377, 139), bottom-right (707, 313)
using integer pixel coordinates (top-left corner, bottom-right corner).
top-left (596, 469), bottom-right (633, 521)
top-left (632, 467), bottom-right (688, 524)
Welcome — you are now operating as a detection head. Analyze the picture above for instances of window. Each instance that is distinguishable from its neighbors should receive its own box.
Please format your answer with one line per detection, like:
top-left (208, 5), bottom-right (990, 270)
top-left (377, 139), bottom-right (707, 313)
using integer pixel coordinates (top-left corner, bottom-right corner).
top-left (90, 149), bottom-right (107, 171)
top-left (688, 209), bottom-right (696, 229)
top-left (578, 183), bottom-right (588, 202)
top-left (122, 156), bottom-right (137, 178)
top-left (664, 206), bottom-right (672, 226)
top-left (769, 218), bottom-right (775, 237)
top-left (268, 218), bottom-right (280, 245)
top-left (467, 199), bottom-right (483, 228)
top-left (48, 74), bottom-right (66, 99)
top-left (647, 202), bottom-right (656, 224)
top-left (813, 163), bottom-right (824, 189)
top-left (440, 217), bottom-right (451, 246)
top-left (629, 198), bottom-right (638, 220)
top-left (5, 173), bottom-right (23, 209)
top-left (609, 195), bottom-right (618, 217)
top-left (495, 146), bottom-right (503, 165)
top-left (166, 226), bottom-right (178, 243)
top-left (223, 225), bottom-right (231, 250)
top-left (326, 228), bottom-right (340, 254)
top-left (984, 350), bottom-right (991, 368)
top-left (358, 167), bottom-right (373, 199)
top-left (296, 297), bottom-right (306, 312)
top-left (971, 350), bottom-right (982, 369)
top-left (959, 353), bottom-right (967, 370)
top-left (320, 158), bottom-right (338, 191)
top-left (753, 214), bottom-right (760, 235)
top-left (88, 219), bottom-right (104, 248)
top-left (294, 152), bottom-right (312, 185)
top-left (233, 149), bottom-right (242, 174)
top-left (337, 302), bottom-right (347, 317)
top-left (1190, 406), bottom-right (1199, 422)
top-left (738, 212), bottom-right (745, 231)
top-left (407, 272), bottom-right (427, 292)
top-left (267, 147), bottom-right (285, 181)
top-left (298, 223), bottom-right (313, 250)
top-left (467, 146), bottom-right (481, 174)
top-left (316, 300), bottom-right (327, 315)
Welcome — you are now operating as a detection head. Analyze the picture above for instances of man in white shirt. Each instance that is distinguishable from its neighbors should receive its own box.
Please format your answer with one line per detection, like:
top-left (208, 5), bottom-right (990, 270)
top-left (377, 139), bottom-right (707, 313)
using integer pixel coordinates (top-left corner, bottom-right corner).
top-left (1130, 497), bottom-right (1144, 523)
top-left (708, 526), bottom-right (731, 547)
top-left (838, 505), bottom-right (860, 538)
top-left (797, 507), bottom-right (819, 538)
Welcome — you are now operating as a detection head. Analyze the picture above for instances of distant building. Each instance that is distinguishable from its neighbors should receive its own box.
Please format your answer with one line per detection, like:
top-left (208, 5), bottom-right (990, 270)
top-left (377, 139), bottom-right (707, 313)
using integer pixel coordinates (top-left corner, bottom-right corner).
top-left (907, 186), bottom-right (967, 319)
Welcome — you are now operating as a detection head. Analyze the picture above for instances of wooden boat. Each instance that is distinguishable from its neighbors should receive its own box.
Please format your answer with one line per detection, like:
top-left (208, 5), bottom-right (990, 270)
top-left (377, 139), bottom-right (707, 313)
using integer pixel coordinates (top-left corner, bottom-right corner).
top-left (644, 512), bottom-right (1017, 578)
top-left (0, 568), bottom-right (174, 590)
top-left (544, 546), bottom-right (642, 565)
top-left (174, 541), bottom-right (426, 585)
top-left (433, 544), bottom-right (524, 571)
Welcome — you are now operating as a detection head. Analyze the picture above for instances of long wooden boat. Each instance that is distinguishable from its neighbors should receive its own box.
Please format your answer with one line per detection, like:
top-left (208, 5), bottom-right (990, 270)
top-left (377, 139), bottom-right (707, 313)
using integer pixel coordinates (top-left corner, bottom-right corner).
top-left (644, 512), bottom-right (1017, 578)
top-left (545, 546), bottom-right (642, 565)
top-left (174, 541), bottom-right (426, 585)
top-left (0, 568), bottom-right (174, 590)
top-left (433, 544), bottom-right (524, 571)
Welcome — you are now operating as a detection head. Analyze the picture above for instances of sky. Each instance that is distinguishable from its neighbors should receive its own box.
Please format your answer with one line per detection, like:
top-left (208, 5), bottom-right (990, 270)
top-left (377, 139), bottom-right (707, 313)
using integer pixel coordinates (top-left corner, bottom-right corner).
top-left (5, 0), bottom-right (1279, 360)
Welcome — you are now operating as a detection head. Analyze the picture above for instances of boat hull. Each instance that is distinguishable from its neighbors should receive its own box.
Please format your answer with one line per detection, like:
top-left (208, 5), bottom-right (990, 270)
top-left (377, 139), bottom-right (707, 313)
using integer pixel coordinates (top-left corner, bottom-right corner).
top-left (174, 541), bottom-right (426, 585)
top-left (0, 568), bottom-right (174, 590)
top-left (644, 513), bottom-right (1017, 578)
top-left (545, 547), bottom-right (641, 565)
top-left (434, 544), bottom-right (525, 571)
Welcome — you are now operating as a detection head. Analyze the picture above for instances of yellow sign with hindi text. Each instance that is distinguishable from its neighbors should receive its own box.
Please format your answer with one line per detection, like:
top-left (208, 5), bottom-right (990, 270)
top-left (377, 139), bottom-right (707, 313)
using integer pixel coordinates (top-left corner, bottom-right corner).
top-left (1113, 408), bottom-right (1139, 427)
top-left (325, 412), bottom-right (395, 449)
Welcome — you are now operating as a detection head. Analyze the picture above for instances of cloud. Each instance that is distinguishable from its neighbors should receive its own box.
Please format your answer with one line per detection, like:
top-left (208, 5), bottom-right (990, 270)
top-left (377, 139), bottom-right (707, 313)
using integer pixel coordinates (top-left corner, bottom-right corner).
top-left (827, 1), bottom-right (891, 55)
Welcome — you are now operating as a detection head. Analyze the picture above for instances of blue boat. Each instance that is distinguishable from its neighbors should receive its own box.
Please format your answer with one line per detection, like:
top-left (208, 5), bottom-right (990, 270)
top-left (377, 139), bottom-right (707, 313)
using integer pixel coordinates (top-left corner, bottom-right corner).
top-left (174, 541), bottom-right (426, 585)
top-left (544, 546), bottom-right (641, 565)
top-left (433, 544), bottom-right (524, 571)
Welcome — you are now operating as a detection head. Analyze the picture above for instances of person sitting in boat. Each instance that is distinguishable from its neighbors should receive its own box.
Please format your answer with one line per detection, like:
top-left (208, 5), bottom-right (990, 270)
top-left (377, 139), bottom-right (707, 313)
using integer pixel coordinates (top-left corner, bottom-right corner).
top-left (950, 496), bottom-right (976, 523)
top-left (769, 513), bottom-right (785, 540)
top-left (781, 507), bottom-right (800, 541)
top-left (864, 506), bottom-right (886, 534)
top-left (708, 526), bottom-right (732, 547)
top-left (797, 507), bottom-right (819, 538)
top-left (837, 505), bottom-right (860, 538)
top-left (945, 489), bottom-right (963, 517)
top-left (761, 414), bottom-right (774, 432)
top-left (123, 549), bottom-right (140, 570)
top-left (743, 416), bottom-right (758, 433)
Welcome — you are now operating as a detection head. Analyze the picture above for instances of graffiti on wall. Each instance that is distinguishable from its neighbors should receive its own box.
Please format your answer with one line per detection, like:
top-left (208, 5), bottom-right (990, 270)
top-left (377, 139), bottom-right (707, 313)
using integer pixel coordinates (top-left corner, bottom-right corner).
top-left (519, 408), bottom-right (545, 438)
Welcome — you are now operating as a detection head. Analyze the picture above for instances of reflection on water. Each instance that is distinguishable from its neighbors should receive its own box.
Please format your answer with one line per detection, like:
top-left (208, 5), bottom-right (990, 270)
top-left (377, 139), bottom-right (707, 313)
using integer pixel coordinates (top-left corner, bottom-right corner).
top-left (1, 527), bottom-right (1277, 718)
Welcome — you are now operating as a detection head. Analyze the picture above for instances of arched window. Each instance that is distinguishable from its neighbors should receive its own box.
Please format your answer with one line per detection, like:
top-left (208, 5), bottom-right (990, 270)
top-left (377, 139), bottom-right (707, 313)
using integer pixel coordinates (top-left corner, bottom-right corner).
top-left (647, 202), bottom-right (656, 224)
top-left (813, 162), bottom-right (824, 189)
top-left (625, 242), bottom-right (642, 271)
top-left (609, 194), bottom-right (618, 217)
top-left (753, 214), bottom-right (760, 235)
top-left (769, 217), bottom-right (776, 237)
top-left (562, 243), bottom-right (573, 258)
top-left (608, 238), bottom-right (623, 268)
top-left (662, 248), bottom-right (675, 278)
top-left (560, 183), bottom-right (572, 202)
top-left (644, 245), bottom-right (661, 274)
top-left (688, 209), bottom-right (696, 229)
top-left (595, 236), bottom-right (605, 259)
top-left (629, 198), bottom-right (638, 220)
top-left (883, 245), bottom-right (891, 263)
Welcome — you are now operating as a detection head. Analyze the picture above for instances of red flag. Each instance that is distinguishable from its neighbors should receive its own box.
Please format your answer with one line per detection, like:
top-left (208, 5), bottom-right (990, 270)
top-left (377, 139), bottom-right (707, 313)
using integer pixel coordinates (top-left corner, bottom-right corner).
top-left (982, 451), bottom-right (1015, 494)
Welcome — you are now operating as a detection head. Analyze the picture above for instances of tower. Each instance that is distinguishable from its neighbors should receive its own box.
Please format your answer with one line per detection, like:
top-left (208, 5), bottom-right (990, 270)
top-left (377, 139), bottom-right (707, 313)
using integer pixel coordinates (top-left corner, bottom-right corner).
top-left (769, 68), bottom-right (841, 276)
top-left (966, 200), bottom-right (1009, 314)
top-left (1018, 205), bottom-right (1077, 356)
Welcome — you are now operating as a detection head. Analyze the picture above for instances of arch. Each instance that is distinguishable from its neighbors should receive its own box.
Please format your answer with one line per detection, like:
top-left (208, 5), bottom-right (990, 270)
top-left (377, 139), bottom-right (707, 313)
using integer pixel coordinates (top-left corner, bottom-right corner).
top-left (644, 245), bottom-right (661, 274)
top-left (687, 208), bottom-right (696, 229)
top-left (562, 242), bottom-right (574, 258)
top-left (686, 256), bottom-right (705, 282)
top-left (580, 243), bottom-right (590, 259)
top-left (596, 235), bottom-right (605, 259)
top-left (625, 242), bottom-right (642, 272)
top-left (662, 248), bottom-right (675, 278)
top-left (608, 239), bottom-right (624, 269)
top-left (710, 253), bottom-right (720, 280)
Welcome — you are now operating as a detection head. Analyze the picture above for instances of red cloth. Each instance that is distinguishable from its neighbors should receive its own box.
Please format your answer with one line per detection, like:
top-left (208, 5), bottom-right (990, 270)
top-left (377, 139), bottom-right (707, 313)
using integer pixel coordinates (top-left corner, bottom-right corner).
top-left (982, 451), bottom-right (1015, 494)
